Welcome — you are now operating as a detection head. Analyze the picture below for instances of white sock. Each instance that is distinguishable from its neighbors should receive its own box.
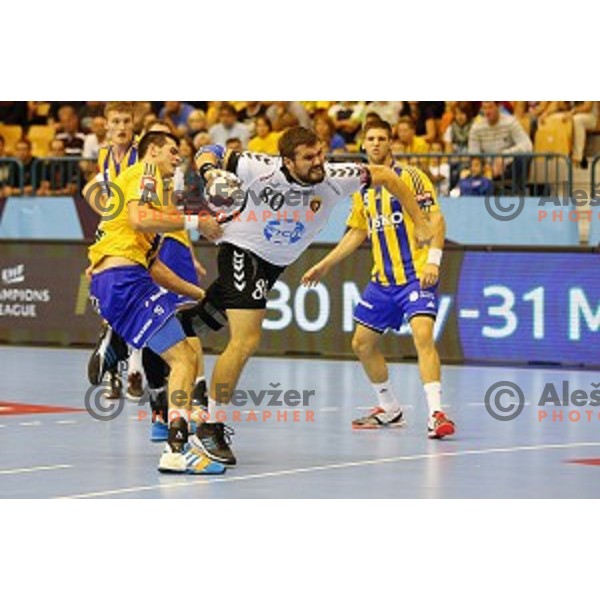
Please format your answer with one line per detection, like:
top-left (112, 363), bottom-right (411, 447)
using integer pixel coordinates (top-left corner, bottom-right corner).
top-left (424, 381), bottom-right (442, 415)
top-left (128, 348), bottom-right (143, 374)
top-left (372, 379), bottom-right (400, 413)
top-left (207, 397), bottom-right (218, 423)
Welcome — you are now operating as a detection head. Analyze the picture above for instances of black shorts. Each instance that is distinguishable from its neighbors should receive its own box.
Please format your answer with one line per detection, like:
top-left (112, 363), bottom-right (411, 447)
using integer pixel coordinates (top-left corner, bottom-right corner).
top-left (205, 243), bottom-right (285, 310)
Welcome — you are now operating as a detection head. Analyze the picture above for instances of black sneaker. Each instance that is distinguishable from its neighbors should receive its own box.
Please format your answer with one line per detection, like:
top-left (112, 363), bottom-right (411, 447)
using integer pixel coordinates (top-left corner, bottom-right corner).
top-left (192, 423), bottom-right (236, 466)
top-left (88, 324), bottom-right (128, 385)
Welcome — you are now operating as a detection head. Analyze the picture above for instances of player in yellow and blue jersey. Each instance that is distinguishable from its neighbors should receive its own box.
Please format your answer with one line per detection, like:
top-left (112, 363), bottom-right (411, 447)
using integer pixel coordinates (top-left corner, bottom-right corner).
top-left (87, 130), bottom-right (224, 474)
top-left (302, 120), bottom-right (455, 438)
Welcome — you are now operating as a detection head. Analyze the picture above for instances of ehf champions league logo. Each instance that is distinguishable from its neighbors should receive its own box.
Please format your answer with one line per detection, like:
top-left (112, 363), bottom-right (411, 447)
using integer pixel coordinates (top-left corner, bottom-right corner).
top-left (263, 219), bottom-right (306, 245)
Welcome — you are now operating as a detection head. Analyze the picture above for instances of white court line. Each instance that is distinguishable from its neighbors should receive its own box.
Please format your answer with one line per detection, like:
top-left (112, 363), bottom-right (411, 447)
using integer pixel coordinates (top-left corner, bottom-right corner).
top-left (58, 441), bottom-right (600, 499)
top-left (55, 420), bottom-right (77, 425)
top-left (318, 407), bottom-right (339, 412)
top-left (0, 464), bottom-right (72, 476)
top-left (467, 402), bottom-right (531, 407)
top-left (19, 421), bottom-right (41, 427)
top-left (356, 405), bottom-right (414, 410)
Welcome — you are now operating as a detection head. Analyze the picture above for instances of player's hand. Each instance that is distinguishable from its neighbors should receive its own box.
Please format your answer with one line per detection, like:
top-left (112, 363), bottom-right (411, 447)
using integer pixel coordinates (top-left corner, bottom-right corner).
top-left (198, 214), bottom-right (223, 242)
top-left (191, 286), bottom-right (206, 302)
top-left (414, 219), bottom-right (433, 247)
top-left (193, 257), bottom-right (207, 278)
top-left (421, 264), bottom-right (439, 288)
top-left (301, 262), bottom-right (329, 287)
top-left (85, 265), bottom-right (93, 281)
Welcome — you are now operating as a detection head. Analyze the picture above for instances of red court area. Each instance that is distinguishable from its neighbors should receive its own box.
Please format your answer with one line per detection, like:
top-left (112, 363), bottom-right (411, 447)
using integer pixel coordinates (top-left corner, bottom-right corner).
top-left (0, 402), bottom-right (84, 416)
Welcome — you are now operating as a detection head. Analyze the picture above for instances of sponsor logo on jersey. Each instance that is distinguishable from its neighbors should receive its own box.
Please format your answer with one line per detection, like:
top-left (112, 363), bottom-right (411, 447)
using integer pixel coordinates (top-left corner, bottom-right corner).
top-left (263, 219), bottom-right (306, 245)
top-left (370, 211), bottom-right (405, 231)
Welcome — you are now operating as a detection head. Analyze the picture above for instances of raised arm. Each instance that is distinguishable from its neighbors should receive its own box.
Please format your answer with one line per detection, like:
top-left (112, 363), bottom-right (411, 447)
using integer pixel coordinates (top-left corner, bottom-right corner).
top-left (367, 164), bottom-right (433, 245)
top-left (301, 227), bottom-right (368, 287)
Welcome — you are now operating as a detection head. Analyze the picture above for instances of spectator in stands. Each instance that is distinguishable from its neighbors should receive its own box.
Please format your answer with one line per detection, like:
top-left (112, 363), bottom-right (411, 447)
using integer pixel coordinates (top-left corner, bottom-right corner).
top-left (225, 138), bottom-right (244, 152)
top-left (187, 110), bottom-right (208, 138)
top-left (193, 130), bottom-right (212, 151)
top-left (238, 102), bottom-right (267, 133)
top-left (27, 102), bottom-right (52, 126)
top-left (443, 102), bottom-right (474, 154)
top-left (266, 101), bottom-right (311, 131)
top-left (427, 140), bottom-right (450, 196)
top-left (571, 101), bottom-right (598, 168)
top-left (0, 135), bottom-right (11, 196)
top-left (178, 137), bottom-right (195, 180)
top-left (395, 116), bottom-right (430, 156)
top-left (468, 101), bottom-right (532, 191)
top-left (439, 101), bottom-right (457, 137)
top-left (82, 116), bottom-right (108, 160)
top-left (159, 101), bottom-right (195, 137)
top-left (364, 101), bottom-right (402, 126)
top-left (209, 103), bottom-right (250, 148)
top-left (456, 156), bottom-right (494, 197)
top-left (248, 115), bottom-right (281, 155)
top-left (328, 101), bottom-right (366, 144)
top-left (400, 101), bottom-right (440, 143)
top-left (141, 112), bottom-right (158, 134)
top-left (133, 102), bottom-right (153, 135)
top-left (36, 139), bottom-right (78, 197)
top-left (313, 110), bottom-right (346, 153)
top-left (55, 106), bottom-right (86, 156)
top-left (78, 102), bottom-right (106, 132)
top-left (4, 139), bottom-right (38, 196)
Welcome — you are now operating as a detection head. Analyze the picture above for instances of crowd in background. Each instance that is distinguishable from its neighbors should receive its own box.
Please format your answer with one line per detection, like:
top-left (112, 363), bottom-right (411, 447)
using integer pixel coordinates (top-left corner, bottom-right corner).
top-left (0, 101), bottom-right (598, 198)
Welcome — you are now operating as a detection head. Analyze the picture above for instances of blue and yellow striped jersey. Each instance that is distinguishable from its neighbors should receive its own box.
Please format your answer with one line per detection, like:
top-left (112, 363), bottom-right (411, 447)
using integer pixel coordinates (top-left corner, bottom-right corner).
top-left (97, 142), bottom-right (139, 182)
top-left (347, 163), bottom-right (439, 286)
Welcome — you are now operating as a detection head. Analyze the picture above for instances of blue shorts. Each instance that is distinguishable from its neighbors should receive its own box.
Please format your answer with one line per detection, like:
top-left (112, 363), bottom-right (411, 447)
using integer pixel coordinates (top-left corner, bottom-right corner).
top-left (90, 265), bottom-right (182, 349)
top-left (158, 237), bottom-right (199, 307)
top-left (353, 279), bottom-right (438, 334)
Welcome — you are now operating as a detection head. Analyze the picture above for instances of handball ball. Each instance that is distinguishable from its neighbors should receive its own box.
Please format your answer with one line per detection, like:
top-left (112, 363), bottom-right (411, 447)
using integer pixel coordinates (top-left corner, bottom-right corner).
top-left (205, 173), bottom-right (242, 209)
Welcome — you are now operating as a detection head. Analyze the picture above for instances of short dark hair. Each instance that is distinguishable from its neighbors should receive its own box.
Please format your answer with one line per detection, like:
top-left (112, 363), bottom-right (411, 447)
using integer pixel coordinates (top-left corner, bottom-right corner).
top-left (362, 119), bottom-right (393, 139)
top-left (220, 103), bottom-right (237, 117)
top-left (278, 126), bottom-right (319, 160)
top-left (137, 131), bottom-right (179, 159)
top-left (397, 116), bottom-right (416, 130)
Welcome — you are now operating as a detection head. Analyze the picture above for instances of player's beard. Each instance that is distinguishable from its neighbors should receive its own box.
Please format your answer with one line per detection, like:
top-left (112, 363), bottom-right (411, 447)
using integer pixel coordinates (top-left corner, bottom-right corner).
top-left (301, 165), bottom-right (325, 184)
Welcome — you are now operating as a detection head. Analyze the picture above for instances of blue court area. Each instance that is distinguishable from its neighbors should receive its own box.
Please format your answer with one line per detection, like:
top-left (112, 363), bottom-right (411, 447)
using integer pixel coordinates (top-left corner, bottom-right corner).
top-left (1, 345), bottom-right (600, 498)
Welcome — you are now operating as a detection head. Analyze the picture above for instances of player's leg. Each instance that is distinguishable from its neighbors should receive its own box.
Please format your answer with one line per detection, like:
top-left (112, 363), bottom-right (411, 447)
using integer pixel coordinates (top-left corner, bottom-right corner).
top-left (351, 282), bottom-right (405, 429)
top-left (87, 321), bottom-right (128, 399)
top-left (147, 315), bottom-right (225, 475)
top-left (126, 348), bottom-right (144, 400)
top-left (142, 347), bottom-right (170, 442)
top-left (187, 336), bottom-right (208, 408)
top-left (408, 314), bottom-right (455, 439)
top-left (351, 324), bottom-right (405, 429)
top-left (194, 308), bottom-right (264, 465)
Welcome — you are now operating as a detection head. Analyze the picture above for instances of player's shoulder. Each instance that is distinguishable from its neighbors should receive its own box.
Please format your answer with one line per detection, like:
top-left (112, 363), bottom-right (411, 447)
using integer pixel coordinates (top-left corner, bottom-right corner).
top-left (324, 161), bottom-right (367, 180)
top-left (238, 150), bottom-right (278, 167)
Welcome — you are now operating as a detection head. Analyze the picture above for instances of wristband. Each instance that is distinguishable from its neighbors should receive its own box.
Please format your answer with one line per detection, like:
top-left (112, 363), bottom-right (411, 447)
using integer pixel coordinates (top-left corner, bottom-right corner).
top-left (198, 162), bottom-right (216, 184)
top-left (427, 248), bottom-right (443, 266)
top-left (184, 215), bottom-right (199, 231)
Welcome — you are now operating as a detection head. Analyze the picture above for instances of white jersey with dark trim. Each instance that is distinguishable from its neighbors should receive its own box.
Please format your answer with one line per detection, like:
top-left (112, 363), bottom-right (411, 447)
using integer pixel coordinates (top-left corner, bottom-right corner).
top-left (221, 151), bottom-right (369, 267)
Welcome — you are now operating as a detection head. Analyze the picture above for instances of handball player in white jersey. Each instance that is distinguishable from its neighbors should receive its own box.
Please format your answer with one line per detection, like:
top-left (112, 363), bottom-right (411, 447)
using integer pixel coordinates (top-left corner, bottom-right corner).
top-left (192, 126), bottom-right (432, 465)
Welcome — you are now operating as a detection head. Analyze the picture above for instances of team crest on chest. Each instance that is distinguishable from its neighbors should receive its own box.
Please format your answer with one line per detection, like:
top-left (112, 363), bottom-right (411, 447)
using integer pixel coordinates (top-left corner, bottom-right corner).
top-left (310, 197), bottom-right (322, 213)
